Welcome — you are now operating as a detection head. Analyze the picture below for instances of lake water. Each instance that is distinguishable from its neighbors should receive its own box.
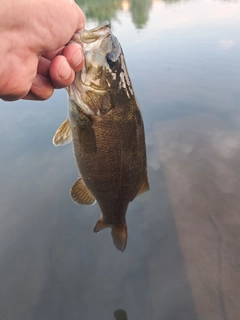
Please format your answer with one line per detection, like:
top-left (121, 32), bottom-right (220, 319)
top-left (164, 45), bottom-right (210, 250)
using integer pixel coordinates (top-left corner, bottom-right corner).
top-left (1, 0), bottom-right (240, 319)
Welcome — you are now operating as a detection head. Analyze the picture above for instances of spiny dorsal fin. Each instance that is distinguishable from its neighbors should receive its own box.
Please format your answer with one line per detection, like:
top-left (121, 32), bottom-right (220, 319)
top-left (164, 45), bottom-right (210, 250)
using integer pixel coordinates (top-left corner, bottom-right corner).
top-left (93, 219), bottom-right (128, 252)
top-left (136, 174), bottom-right (150, 197)
top-left (52, 118), bottom-right (72, 146)
top-left (70, 178), bottom-right (96, 205)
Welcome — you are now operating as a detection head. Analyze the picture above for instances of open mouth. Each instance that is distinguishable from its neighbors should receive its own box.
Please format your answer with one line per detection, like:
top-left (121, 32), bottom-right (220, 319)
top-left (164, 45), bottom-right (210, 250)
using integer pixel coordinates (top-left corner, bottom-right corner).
top-left (88, 21), bottom-right (111, 34)
top-left (80, 21), bottom-right (111, 44)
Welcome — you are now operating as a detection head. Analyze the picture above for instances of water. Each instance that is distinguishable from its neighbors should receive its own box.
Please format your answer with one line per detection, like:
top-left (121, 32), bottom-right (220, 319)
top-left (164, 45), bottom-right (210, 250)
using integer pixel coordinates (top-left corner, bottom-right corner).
top-left (1, 0), bottom-right (240, 319)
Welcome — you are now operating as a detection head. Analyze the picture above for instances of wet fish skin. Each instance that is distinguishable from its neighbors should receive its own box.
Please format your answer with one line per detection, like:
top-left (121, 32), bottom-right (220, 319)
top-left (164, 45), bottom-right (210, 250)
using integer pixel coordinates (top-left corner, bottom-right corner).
top-left (53, 21), bottom-right (149, 252)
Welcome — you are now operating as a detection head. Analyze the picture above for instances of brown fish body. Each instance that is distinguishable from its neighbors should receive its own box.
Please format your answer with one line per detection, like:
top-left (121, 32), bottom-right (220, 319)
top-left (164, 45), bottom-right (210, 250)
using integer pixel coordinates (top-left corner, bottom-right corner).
top-left (69, 88), bottom-right (147, 224)
top-left (53, 21), bottom-right (149, 251)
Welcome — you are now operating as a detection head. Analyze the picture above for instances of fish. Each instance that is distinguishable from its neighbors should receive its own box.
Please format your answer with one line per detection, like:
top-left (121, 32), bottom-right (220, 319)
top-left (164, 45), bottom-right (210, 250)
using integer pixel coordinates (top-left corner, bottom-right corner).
top-left (52, 21), bottom-right (149, 252)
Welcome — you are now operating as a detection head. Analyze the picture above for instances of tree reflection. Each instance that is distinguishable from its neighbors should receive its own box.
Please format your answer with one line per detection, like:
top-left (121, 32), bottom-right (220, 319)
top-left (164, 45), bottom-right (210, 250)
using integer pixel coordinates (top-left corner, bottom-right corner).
top-left (162, 0), bottom-right (187, 3)
top-left (76, 0), bottom-right (153, 29)
top-left (130, 0), bottom-right (152, 29)
top-left (76, 0), bottom-right (190, 29)
top-left (76, 0), bottom-right (122, 23)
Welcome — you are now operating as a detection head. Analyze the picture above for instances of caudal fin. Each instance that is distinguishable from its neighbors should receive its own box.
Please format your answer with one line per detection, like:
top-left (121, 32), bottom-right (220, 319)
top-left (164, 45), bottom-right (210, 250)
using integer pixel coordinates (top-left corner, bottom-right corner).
top-left (94, 219), bottom-right (127, 252)
top-left (111, 223), bottom-right (127, 252)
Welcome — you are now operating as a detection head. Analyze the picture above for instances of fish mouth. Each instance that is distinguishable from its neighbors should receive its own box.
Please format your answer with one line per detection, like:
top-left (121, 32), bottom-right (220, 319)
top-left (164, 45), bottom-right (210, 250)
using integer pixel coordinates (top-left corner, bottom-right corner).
top-left (72, 21), bottom-right (111, 44)
top-left (82, 21), bottom-right (111, 42)
top-left (89, 21), bottom-right (111, 33)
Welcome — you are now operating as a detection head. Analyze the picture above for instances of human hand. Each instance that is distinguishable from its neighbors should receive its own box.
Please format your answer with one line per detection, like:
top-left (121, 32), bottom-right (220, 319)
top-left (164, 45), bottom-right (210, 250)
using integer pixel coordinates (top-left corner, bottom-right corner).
top-left (0, 0), bottom-right (85, 101)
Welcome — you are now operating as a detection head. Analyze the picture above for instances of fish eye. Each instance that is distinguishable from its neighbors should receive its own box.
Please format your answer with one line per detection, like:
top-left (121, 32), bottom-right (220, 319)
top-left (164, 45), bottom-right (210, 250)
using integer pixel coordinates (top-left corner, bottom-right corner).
top-left (106, 53), bottom-right (117, 68)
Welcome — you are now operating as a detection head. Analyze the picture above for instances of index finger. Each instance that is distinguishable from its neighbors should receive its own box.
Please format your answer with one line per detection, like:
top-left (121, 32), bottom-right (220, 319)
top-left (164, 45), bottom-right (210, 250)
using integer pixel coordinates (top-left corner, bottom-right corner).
top-left (42, 47), bottom-right (65, 61)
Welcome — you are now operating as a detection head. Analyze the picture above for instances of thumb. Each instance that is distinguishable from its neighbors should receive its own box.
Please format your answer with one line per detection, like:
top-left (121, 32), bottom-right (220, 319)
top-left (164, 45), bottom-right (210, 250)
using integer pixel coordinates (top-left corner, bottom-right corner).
top-left (71, 1), bottom-right (86, 31)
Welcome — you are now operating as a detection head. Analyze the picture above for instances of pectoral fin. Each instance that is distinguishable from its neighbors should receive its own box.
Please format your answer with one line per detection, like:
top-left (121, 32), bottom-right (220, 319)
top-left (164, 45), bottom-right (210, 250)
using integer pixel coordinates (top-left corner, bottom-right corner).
top-left (70, 178), bottom-right (96, 205)
top-left (136, 174), bottom-right (150, 197)
top-left (52, 118), bottom-right (72, 146)
top-left (94, 218), bottom-right (127, 252)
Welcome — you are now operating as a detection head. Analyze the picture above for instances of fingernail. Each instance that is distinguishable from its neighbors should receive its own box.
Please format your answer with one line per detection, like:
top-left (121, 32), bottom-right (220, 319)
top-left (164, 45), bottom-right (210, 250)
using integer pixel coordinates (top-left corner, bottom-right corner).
top-left (71, 48), bottom-right (82, 67)
top-left (59, 60), bottom-right (71, 80)
top-left (32, 75), bottom-right (43, 87)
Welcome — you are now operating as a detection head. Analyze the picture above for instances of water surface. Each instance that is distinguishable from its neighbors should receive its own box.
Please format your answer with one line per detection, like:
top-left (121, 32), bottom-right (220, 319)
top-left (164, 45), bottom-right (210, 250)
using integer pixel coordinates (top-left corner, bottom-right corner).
top-left (1, 0), bottom-right (240, 319)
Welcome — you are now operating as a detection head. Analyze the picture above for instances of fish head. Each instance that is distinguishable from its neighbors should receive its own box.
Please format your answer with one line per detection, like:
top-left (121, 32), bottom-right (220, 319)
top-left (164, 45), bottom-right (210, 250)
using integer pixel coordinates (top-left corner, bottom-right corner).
top-left (68, 21), bottom-right (132, 115)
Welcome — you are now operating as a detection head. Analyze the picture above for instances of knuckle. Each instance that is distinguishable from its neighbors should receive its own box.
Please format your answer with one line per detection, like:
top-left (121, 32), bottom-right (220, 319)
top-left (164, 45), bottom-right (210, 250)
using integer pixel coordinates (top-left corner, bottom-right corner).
top-left (1, 81), bottom-right (31, 100)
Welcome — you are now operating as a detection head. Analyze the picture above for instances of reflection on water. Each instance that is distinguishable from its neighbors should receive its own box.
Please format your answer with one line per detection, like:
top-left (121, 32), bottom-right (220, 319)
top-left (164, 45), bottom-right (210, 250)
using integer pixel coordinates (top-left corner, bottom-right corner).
top-left (114, 309), bottom-right (128, 320)
top-left (150, 115), bottom-right (240, 319)
top-left (130, 0), bottom-right (152, 29)
top-left (1, 0), bottom-right (240, 319)
top-left (76, 0), bottom-right (122, 24)
top-left (76, 0), bottom-right (153, 28)
top-left (76, 0), bottom-right (195, 29)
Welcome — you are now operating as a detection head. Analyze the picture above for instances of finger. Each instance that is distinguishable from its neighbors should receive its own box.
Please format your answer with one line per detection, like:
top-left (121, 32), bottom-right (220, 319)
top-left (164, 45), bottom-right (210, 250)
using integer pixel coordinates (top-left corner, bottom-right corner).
top-left (27, 75), bottom-right (54, 100)
top-left (42, 42), bottom-right (84, 71)
top-left (49, 55), bottom-right (75, 89)
top-left (37, 56), bottom-right (51, 77)
top-left (1, 81), bottom-right (32, 101)
top-left (22, 92), bottom-right (39, 100)
top-left (42, 47), bottom-right (64, 61)
top-left (62, 43), bottom-right (84, 72)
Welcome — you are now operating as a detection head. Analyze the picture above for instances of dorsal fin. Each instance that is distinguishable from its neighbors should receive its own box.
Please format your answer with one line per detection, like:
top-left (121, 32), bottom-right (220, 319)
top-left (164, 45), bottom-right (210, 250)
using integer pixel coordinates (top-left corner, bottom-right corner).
top-left (70, 178), bottom-right (96, 205)
top-left (52, 118), bottom-right (72, 146)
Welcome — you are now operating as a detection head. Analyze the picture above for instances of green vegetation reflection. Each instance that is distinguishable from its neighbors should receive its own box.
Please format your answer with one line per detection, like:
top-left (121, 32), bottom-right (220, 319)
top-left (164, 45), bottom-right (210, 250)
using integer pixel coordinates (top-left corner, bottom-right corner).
top-left (76, 0), bottom-right (122, 24)
top-left (130, 0), bottom-right (151, 29)
top-left (76, 0), bottom-right (188, 29)
top-left (76, 0), bottom-right (153, 29)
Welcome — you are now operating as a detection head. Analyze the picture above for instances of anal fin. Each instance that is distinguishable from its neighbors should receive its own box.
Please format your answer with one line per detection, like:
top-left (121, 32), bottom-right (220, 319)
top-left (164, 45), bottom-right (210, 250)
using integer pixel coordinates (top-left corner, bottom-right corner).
top-left (70, 178), bottom-right (96, 205)
top-left (52, 118), bottom-right (72, 146)
top-left (94, 218), bottom-right (109, 232)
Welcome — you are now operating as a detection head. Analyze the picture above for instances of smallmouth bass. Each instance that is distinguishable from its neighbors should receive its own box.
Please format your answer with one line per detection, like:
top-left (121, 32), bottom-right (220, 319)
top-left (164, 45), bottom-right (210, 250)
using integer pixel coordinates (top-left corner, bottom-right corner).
top-left (53, 21), bottom-right (149, 252)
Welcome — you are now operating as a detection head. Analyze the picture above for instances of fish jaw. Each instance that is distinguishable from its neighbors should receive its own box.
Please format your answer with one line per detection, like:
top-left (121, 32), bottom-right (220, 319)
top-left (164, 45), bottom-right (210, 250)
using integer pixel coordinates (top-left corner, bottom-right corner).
top-left (72, 21), bottom-right (111, 44)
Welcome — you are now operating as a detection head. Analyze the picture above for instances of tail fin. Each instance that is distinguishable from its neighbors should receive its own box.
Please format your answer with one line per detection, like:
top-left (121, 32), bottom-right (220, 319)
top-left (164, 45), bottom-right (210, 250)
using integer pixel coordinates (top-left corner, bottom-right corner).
top-left (94, 219), bottom-right (127, 252)
top-left (111, 223), bottom-right (127, 252)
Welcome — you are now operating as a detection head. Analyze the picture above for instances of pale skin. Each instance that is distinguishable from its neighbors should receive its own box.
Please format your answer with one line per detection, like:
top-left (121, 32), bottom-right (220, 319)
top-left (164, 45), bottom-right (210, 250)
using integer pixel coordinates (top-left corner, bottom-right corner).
top-left (0, 0), bottom-right (85, 101)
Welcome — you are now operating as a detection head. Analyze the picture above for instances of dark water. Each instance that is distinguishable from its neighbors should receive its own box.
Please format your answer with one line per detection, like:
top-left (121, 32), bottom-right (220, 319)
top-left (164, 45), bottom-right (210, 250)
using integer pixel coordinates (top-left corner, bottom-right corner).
top-left (1, 0), bottom-right (240, 319)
